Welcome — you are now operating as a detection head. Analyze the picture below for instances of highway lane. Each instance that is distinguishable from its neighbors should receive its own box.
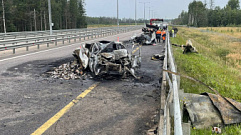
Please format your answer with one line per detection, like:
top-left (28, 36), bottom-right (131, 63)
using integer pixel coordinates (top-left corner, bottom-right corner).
top-left (0, 29), bottom-right (165, 135)
top-left (42, 44), bottom-right (165, 135)
top-left (0, 29), bottom-right (140, 70)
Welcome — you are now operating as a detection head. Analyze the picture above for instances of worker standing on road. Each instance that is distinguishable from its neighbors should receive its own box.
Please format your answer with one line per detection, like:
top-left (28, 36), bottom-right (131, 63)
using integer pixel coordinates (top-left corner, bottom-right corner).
top-left (156, 29), bottom-right (162, 43)
top-left (172, 29), bottom-right (175, 38)
top-left (161, 29), bottom-right (166, 43)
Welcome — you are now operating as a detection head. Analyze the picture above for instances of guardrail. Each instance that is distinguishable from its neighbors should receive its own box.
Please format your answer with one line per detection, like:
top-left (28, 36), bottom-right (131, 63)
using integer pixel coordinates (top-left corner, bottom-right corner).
top-left (0, 26), bottom-right (140, 40)
top-left (0, 26), bottom-right (143, 54)
top-left (159, 31), bottom-right (183, 135)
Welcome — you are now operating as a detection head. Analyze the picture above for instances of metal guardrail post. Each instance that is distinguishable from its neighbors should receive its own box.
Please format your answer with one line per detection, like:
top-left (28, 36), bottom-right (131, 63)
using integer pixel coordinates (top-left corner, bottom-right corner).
top-left (55, 37), bottom-right (57, 46)
top-left (47, 38), bottom-right (49, 47)
top-left (95, 29), bottom-right (97, 37)
top-left (86, 31), bottom-right (90, 39)
top-left (74, 36), bottom-right (76, 42)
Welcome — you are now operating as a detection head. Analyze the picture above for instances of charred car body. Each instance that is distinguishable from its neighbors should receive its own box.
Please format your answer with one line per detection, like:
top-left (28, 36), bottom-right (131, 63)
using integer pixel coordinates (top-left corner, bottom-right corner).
top-left (73, 40), bottom-right (141, 78)
top-left (132, 24), bottom-right (159, 45)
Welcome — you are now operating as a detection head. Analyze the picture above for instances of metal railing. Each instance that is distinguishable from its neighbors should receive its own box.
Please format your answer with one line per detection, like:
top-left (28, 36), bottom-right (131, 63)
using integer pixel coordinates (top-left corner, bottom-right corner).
top-left (0, 26), bottom-right (137, 40)
top-left (159, 31), bottom-right (183, 135)
top-left (0, 26), bottom-right (143, 54)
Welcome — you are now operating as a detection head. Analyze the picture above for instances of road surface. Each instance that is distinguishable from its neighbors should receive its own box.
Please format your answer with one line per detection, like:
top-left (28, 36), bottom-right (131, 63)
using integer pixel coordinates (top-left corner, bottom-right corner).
top-left (0, 29), bottom-right (165, 135)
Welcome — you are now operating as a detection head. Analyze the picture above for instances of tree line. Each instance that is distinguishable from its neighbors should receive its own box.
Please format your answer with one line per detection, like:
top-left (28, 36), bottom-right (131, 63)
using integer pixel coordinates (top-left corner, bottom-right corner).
top-left (173, 0), bottom-right (241, 27)
top-left (0, 0), bottom-right (86, 32)
top-left (86, 16), bottom-right (147, 25)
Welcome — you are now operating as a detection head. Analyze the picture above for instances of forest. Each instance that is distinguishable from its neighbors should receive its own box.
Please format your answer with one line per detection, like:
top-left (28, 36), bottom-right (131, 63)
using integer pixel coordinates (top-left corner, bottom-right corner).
top-left (0, 0), bottom-right (147, 33)
top-left (173, 0), bottom-right (241, 27)
top-left (0, 0), bottom-right (86, 32)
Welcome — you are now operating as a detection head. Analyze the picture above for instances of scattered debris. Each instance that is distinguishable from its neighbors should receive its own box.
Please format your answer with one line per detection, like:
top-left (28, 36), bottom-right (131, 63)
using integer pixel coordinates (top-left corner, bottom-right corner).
top-left (151, 54), bottom-right (165, 61)
top-left (73, 40), bottom-right (141, 79)
top-left (202, 92), bottom-right (241, 125)
top-left (182, 92), bottom-right (241, 129)
top-left (182, 93), bottom-right (222, 129)
top-left (172, 40), bottom-right (198, 54)
top-left (46, 61), bottom-right (83, 80)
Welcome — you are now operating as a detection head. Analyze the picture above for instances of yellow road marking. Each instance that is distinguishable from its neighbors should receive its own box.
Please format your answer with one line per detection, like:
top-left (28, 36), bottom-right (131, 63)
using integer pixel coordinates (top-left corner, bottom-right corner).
top-left (31, 83), bottom-right (99, 135)
top-left (132, 45), bottom-right (142, 54)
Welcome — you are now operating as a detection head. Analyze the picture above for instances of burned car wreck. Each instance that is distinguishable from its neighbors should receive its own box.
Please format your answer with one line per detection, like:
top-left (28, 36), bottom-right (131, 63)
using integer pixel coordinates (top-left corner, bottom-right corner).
top-left (73, 40), bottom-right (141, 78)
top-left (132, 24), bottom-right (159, 45)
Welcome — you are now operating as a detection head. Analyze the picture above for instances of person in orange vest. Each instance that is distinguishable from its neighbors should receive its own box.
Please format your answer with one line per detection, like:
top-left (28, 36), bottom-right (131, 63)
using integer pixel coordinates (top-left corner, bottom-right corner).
top-left (156, 29), bottom-right (162, 43)
top-left (162, 29), bottom-right (166, 43)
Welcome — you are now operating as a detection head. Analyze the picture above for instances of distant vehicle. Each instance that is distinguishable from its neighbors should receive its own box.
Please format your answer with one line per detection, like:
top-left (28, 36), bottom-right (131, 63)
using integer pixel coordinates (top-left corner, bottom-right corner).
top-left (149, 18), bottom-right (168, 30)
top-left (150, 19), bottom-right (163, 25)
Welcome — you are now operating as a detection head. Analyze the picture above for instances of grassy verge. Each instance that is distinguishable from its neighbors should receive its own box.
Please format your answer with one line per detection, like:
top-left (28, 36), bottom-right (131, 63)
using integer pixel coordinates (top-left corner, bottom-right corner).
top-left (169, 26), bottom-right (241, 134)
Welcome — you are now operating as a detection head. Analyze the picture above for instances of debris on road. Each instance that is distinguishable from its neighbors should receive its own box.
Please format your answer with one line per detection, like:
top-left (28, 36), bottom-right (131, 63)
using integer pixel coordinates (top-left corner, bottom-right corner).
top-left (46, 61), bottom-right (83, 80)
top-left (151, 54), bottom-right (165, 61)
top-left (172, 40), bottom-right (198, 54)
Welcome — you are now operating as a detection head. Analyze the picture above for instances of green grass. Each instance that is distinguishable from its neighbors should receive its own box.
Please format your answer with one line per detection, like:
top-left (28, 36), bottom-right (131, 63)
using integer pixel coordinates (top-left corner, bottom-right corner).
top-left (191, 124), bottom-right (241, 135)
top-left (170, 29), bottom-right (241, 101)
top-left (169, 27), bottom-right (241, 134)
top-left (171, 45), bottom-right (241, 100)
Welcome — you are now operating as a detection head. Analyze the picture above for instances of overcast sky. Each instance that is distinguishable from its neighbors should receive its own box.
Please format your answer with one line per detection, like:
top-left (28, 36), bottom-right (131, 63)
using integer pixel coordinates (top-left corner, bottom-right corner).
top-left (84, 0), bottom-right (231, 19)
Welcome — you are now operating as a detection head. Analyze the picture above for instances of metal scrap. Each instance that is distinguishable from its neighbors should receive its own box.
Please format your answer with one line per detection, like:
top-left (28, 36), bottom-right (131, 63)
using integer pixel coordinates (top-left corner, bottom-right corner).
top-left (151, 54), bottom-right (165, 61)
top-left (182, 93), bottom-right (222, 129)
top-left (201, 93), bottom-right (241, 125)
top-left (172, 40), bottom-right (198, 54)
top-left (132, 25), bottom-right (158, 45)
top-left (182, 92), bottom-right (241, 129)
top-left (46, 61), bottom-right (83, 80)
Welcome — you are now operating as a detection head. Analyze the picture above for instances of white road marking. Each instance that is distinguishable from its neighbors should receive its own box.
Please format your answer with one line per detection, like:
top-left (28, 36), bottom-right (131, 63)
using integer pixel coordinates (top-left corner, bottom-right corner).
top-left (0, 43), bottom-right (80, 62)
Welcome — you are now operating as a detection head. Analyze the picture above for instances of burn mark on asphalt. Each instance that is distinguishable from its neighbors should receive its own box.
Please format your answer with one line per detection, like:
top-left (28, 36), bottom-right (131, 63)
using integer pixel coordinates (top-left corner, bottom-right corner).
top-left (4, 57), bottom-right (75, 77)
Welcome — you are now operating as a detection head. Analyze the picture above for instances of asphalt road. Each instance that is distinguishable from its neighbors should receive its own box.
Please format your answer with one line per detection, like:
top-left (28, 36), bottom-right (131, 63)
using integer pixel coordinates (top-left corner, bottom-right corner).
top-left (0, 29), bottom-right (165, 135)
